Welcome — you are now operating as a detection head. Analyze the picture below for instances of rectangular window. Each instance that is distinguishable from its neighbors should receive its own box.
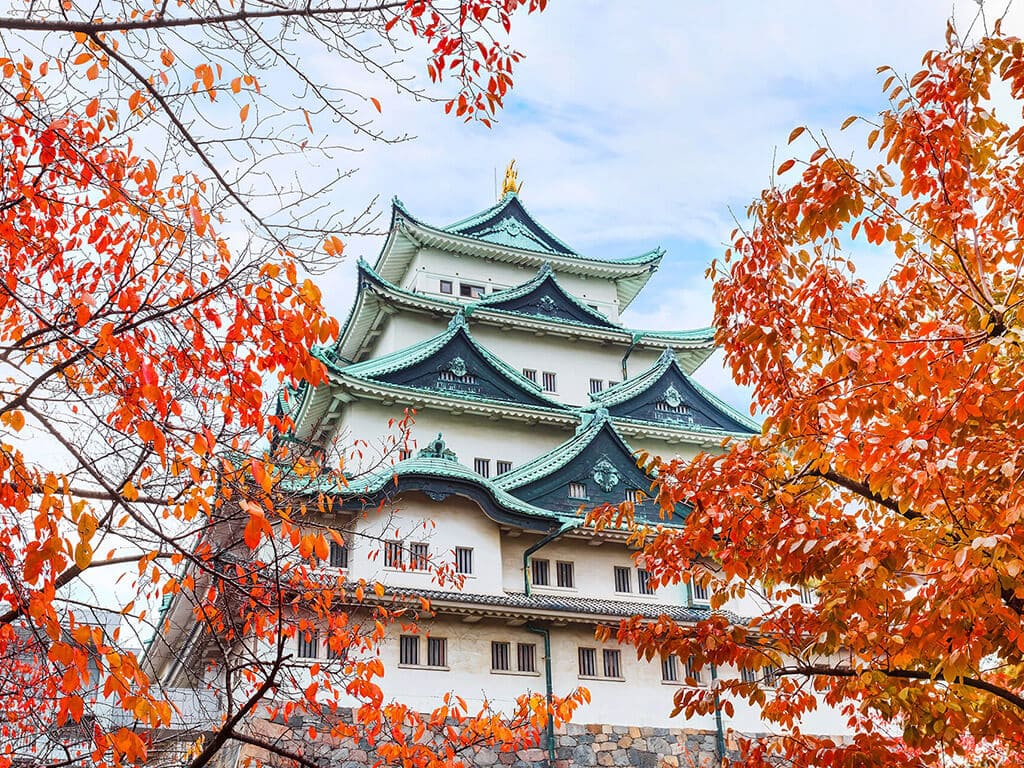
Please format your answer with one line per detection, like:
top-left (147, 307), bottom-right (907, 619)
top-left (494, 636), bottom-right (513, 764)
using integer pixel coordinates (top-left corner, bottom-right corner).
top-left (517, 643), bottom-right (536, 673)
top-left (589, 378), bottom-right (604, 394)
top-left (614, 566), bottom-right (632, 593)
top-left (685, 658), bottom-right (703, 685)
top-left (603, 649), bottom-right (622, 679)
top-left (764, 666), bottom-right (779, 688)
top-left (329, 540), bottom-right (348, 568)
top-left (740, 666), bottom-right (757, 684)
top-left (556, 561), bottom-right (575, 588)
top-left (607, 380), bottom-right (618, 389)
top-left (496, 460), bottom-right (512, 475)
top-left (409, 542), bottom-right (429, 571)
top-left (491, 641), bottom-right (511, 671)
top-left (661, 654), bottom-right (679, 683)
top-left (439, 279), bottom-right (453, 295)
top-left (474, 458), bottom-right (490, 478)
top-left (522, 368), bottom-right (537, 383)
top-left (455, 547), bottom-right (473, 575)
top-left (460, 283), bottom-right (485, 298)
top-left (541, 371), bottom-right (557, 392)
top-left (385, 540), bottom-right (404, 568)
top-left (568, 482), bottom-right (587, 499)
top-left (638, 568), bottom-right (654, 595)
top-left (297, 629), bottom-right (318, 659)
top-left (326, 636), bottom-right (347, 661)
top-left (399, 448), bottom-right (412, 461)
top-left (799, 585), bottom-right (816, 605)
top-left (692, 578), bottom-right (710, 604)
top-left (578, 647), bottom-right (597, 677)
top-left (427, 637), bottom-right (447, 667)
top-left (399, 635), bottom-right (419, 665)
top-left (625, 489), bottom-right (644, 504)
top-left (531, 558), bottom-right (550, 587)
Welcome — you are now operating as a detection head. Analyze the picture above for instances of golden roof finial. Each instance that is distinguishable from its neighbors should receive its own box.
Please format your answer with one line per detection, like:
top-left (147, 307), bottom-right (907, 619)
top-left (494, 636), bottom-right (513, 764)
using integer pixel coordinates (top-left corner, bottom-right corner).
top-left (500, 159), bottom-right (523, 198)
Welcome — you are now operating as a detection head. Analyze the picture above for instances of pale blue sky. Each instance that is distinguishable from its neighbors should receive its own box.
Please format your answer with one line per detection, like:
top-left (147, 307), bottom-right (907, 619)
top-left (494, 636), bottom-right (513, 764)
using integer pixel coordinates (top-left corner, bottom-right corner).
top-left (316, 0), bottom-right (1007, 413)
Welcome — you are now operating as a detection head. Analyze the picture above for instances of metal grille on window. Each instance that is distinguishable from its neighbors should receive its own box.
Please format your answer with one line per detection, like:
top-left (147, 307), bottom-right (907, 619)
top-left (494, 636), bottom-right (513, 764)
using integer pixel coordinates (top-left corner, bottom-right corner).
top-left (568, 482), bottom-right (587, 499)
top-left (329, 540), bottom-right (348, 568)
top-left (455, 547), bottom-right (473, 574)
top-left (427, 637), bottom-right (447, 667)
top-left (542, 372), bottom-right (557, 392)
top-left (656, 400), bottom-right (689, 414)
top-left (556, 561), bottom-right (575, 588)
top-left (531, 558), bottom-right (549, 586)
top-left (799, 585), bottom-right (816, 604)
top-left (522, 368), bottom-right (537, 383)
top-left (578, 647), bottom-right (597, 677)
top-left (740, 666), bottom-right (757, 684)
top-left (517, 643), bottom-right (536, 673)
top-left (491, 641), bottom-right (510, 671)
top-left (638, 568), bottom-right (654, 595)
top-left (496, 460), bottom-right (512, 475)
top-left (297, 630), bottom-right (318, 659)
top-left (399, 635), bottom-right (419, 665)
top-left (692, 576), bottom-right (710, 603)
top-left (399, 448), bottom-right (412, 461)
top-left (385, 541), bottom-right (404, 568)
top-left (326, 637), bottom-right (347, 661)
top-left (764, 666), bottom-right (778, 688)
top-left (589, 378), bottom-right (604, 394)
top-left (603, 649), bottom-right (622, 678)
top-left (625, 489), bottom-right (643, 504)
top-left (474, 458), bottom-right (490, 478)
top-left (685, 658), bottom-right (702, 685)
top-left (661, 654), bottom-right (679, 682)
top-left (410, 542), bottom-right (429, 571)
top-left (614, 566), bottom-right (631, 593)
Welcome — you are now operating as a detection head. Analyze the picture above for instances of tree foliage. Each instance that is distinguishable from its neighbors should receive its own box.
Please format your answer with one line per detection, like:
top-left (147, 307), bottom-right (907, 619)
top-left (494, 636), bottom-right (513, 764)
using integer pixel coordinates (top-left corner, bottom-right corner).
top-left (0, 1), bottom-right (589, 766)
top-left (600, 21), bottom-right (1024, 768)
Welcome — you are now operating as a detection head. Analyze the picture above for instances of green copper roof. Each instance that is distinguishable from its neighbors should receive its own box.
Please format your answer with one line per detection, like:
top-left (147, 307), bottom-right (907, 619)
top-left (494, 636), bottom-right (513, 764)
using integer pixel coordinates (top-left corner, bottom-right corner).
top-left (443, 192), bottom-right (578, 256)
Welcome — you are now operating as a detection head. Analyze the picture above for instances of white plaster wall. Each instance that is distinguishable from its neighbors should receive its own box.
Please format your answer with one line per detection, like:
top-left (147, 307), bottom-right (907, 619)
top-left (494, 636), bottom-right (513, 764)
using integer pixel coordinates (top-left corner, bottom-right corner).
top-left (363, 312), bottom-right (448, 361)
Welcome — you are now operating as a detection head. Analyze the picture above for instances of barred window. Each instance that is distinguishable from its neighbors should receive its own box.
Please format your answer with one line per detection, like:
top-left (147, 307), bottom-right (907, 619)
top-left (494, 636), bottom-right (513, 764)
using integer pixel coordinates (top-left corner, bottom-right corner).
top-left (531, 558), bottom-right (550, 587)
top-left (329, 540), bottom-right (348, 568)
top-left (638, 568), bottom-right (654, 595)
top-left (603, 649), bottom-right (622, 678)
top-left (691, 577), bottom-right (710, 604)
top-left (385, 541), bottom-right (404, 568)
top-left (685, 658), bottom-right (703, 685)
top-left (655, 400), bottom-right (689, 414)
top-left (764, 666), bottom-right (779, 688)
top-left (399, 448), bottom-right (412, 461)
top-left (625, 489), bottom-right (643, 504)
top-left (517, 643), bottom-right (536, 673)
top-left (491, 641), bottom-right (511, 671)
top-left (427, 637), bottom-right (447, 667)
top-left (614, 566), bottom-right (632, 593)
top-left (542, 371), bottom-right (557, 392)
top-left (326, 638), bottom-right (347, 661)
top-left (799, 585), bottom-right (816, 605)
top-left (661, 654), bottom-right (679, 683)
top-left (409, 542), bottom-right (429, 571)
top-left (439, 279), bottom-right (453, 295)
top-left (568, 482), bottom-right (588, 499)
top-left (607, 380), bottom-right (618, 388)
top-left (460, 283), bottom-right (485, 298)
top-left (522, 368), bottom-right (537, 383)
top-left (556, 561), bottom-right (575, 588)
top-left (297, 629), bottom-right (318, 659)
top-left (474, 458), bottom-right (490, 478)
top-left (578, 647), bottom-right (597, 677)
top-left (496, 460), bottom-right (512, 475)
top-left (740, 666), bottom-right (757, 684)
top-left (399, 635), bottom-right (419, 665)
top-left (589, 378), bottom-right (604, 394)
top-left (455, 547), bottom-right (473, 575)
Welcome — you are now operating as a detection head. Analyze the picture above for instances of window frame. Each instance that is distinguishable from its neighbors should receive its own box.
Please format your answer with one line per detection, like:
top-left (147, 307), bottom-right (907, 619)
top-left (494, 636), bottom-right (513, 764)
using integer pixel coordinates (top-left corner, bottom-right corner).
top-left (297, 629), bottom-right (319, 659)
top-left (459, 282), bottom-right (485, 299)
top-left (495, 460), bottom-right (512, 475)
top-left (578, 647), bottom-right (597, 678)
top-left (491, 641), bottom-right (511, 672)
top-left (399, 634), bottom-right (419, 666)
top-left (426, 636), bottom-right (447, 668)
top-left (541, 371), bottom-right (557, 392)
top-left (473, 457), bottom-right (491, 478)
top-left (384, 540), bottom-right (405, 569)
top-left (517, 643), bottom-right (537, 673)
top-left (589, 378), bottom-right (604, 394)
top-left (439, 279), bottom-right (453, 295)
top-left (329, 540), bottom-right (348, 569)
top-left (531, 558), bottom-right (550, 587)
top-left (602, 649), bottom-right (622, 679)
top-left (556, 560), bottom-right (575, 589)
top-left (637, 568), bottom-right (654, 595)
top-left (454, 546), bottom-right (473, 575)
top-left (522, 368), bottom-right (537, 383)
top-left (409, 542), bottom-right (429, 571)
top-left (613, 566), bottom-right (632, 594)
top-left (568, 482), bottom-right (588, 499)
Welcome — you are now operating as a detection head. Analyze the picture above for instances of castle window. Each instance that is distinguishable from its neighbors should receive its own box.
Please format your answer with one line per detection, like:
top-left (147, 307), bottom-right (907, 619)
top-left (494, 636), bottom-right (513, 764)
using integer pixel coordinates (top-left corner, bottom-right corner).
top-left (439, 279), bottom-right (453, 295)
top-left (496, 460), bottom-right (512, 475)
top-left (326, 633), bottom-right (347, 661)
top-left (638, 568), bottom-right (654, 595)
top-left (655, 400), bottom-right (690, 414)
top-left (556, 561), bottom-right (575, 588)
top-left (602, 649), bottom-right (622, 679)
top-left (685, 658), bottom-right (703, 685)
top-left (578, 647), bottom-right (597, 677)
top-left (531, 558), bottom-right (550, 587)
top-left (297, 629), bottom-right (319, 659)
top-left (764, 666), bottom-right (779, 688)
top-left (740, 666), bottom-right (757, 684)
top-left (691, 578), bottom-right (710, 605)
top-left (398, 448), bottom-right (412, 461)
top-left (517, 643), bottom-right (537, 673)
top-left (661, 654), bottom-right (679, 683)
top-left (625, 489), bottom-right (644, 504)
top-left (455, 547), bottom-right (473, 575)
top-left (491, 641), bottom-right (511, 671)
top-left (474, 458), bottom-right (490, 478)
top-left (799, 585), bottom-right (816, 605)
top-left (399, 635), bottom-right (419, 665)
top-left (607, 380), bottom-right (618, 388)
top-left (542, 372), bottom-right (557, 392)
top-left (385, 541), bottom-right (404, 568)
top-left (614, 566), bottom-right (632, 593)
top-left (329, 540), bottom-right (348, 569)
top-left (426, 637), bottom-right (447, 667)
top-left (460, 282), bottom-right (485, 298)
top-left (589, 378), bottom-right (604, 394)
top-left (568, 482), bottom-right (587, 499)
top-left (409, 542), bottom-right (429, 571)
top-left (522, 368), bottom-right (537, 383)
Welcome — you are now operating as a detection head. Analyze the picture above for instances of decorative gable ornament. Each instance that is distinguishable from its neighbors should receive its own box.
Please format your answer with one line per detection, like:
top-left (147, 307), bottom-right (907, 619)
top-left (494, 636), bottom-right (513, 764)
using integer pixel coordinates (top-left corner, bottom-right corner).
top-left (446, 357), bottom-right (468, 378)
top-left (478, 215), bottom-right (549, 251)
top-left (591, 458), bottom-right (621, 493)
top-left (418, 433), bottom-right (458, 462)
top-left (538, 296), bottom-right (556, 314)
top-left (663, 385), bottom-right (684, 409)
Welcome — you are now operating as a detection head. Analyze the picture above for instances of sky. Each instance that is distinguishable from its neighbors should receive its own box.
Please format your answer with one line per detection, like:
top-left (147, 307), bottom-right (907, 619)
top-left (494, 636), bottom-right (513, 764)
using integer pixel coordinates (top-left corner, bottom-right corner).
top-left (311, 0), bottom-right (1013, 414)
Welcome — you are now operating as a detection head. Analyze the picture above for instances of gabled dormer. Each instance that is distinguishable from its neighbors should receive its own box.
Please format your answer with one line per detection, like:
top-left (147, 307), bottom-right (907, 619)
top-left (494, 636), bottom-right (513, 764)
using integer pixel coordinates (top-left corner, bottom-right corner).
top-left (317, 313), bottom-right (568, 411)
top-left (494, 410), bottom-right (680, 524)
top-left (588, 349), bottom-right (760, 435)
top-left (444, 192), bottom-right (577, 256)
top-left (469, 263), bottom-right (618, 328)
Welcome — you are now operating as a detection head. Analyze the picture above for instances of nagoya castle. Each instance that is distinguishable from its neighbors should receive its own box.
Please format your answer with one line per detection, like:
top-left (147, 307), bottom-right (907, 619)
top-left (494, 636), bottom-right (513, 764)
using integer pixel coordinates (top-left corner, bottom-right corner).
top-left (147, 164), bottom-right (845, 767)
